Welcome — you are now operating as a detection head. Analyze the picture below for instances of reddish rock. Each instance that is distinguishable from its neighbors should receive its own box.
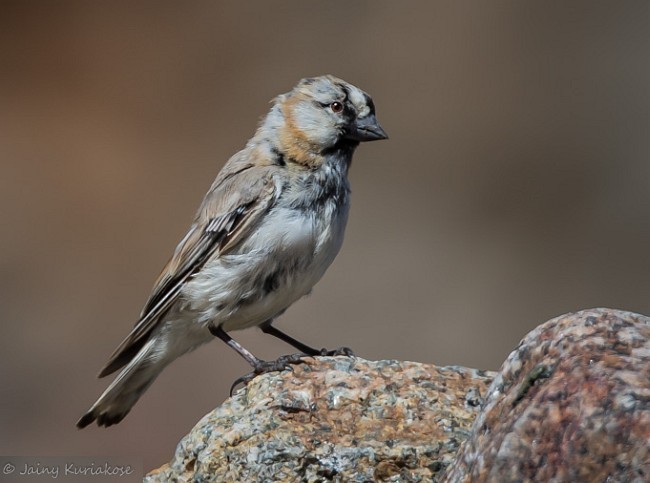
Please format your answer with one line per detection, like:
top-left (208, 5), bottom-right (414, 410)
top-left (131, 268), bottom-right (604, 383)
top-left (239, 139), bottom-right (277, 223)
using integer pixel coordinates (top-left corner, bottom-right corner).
top-left (443, 308), bottom-right (650, 482)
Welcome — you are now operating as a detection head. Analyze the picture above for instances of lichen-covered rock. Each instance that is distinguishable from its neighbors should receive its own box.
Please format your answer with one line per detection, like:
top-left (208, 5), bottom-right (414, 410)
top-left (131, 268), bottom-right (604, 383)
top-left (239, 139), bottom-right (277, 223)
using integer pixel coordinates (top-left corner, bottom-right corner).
top-left (144, 357), bottom-right (494, 482)
top-left (442, 308), bottom-right (650, 483)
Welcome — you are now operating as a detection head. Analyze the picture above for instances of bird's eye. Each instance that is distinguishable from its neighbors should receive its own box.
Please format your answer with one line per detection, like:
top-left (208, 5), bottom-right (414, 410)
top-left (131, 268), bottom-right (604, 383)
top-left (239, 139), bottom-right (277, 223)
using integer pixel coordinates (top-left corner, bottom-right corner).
top-left (330, 101), bottom-right (344, 113)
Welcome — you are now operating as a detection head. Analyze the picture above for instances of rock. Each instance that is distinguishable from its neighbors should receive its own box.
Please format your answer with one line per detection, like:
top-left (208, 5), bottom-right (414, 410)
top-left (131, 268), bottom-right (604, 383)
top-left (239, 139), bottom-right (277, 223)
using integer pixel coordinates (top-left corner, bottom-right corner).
top-left (144, 358), bottom-right (494, 482)
top-left (145, 308), bottom-right (650, 482)
top-left (443, 308), bottom-right (650, 482)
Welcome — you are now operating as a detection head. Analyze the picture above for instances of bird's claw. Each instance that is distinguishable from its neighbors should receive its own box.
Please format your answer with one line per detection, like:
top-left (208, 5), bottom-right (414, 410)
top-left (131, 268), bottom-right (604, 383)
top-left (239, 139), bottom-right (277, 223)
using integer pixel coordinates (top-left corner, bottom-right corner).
top-left (318, 346), bottom-right (355, 357)
top-left (229, 349), bottom-right (355, 395)
top-left (229, 353), bottom-right (306, 396)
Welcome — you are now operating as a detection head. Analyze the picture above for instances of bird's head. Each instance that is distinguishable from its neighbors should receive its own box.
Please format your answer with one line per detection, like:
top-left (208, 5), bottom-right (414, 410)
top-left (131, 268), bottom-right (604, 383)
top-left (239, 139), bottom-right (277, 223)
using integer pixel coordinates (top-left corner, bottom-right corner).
top-left (268, 75), bottom-right (387, 166)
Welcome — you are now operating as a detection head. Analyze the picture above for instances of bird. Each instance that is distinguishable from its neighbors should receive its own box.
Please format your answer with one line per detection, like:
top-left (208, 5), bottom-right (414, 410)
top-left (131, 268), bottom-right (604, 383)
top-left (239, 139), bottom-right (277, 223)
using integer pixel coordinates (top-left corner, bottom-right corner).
top-left (77, 75), bottom-right (387, 428)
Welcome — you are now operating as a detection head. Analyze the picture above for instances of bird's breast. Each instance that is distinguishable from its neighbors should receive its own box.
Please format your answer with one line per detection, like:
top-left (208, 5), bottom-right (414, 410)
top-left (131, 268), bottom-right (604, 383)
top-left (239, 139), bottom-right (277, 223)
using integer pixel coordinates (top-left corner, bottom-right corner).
top-left (185, 194), bottom-right (349, 331)
top-left (243, 195), bottom-right (349, 276)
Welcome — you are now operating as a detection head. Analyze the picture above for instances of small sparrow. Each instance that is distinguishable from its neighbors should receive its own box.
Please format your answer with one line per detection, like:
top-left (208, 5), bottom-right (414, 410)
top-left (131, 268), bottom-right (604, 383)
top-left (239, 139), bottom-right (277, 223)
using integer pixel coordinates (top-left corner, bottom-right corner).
top-left (77, 75), bottom-right (387, 428)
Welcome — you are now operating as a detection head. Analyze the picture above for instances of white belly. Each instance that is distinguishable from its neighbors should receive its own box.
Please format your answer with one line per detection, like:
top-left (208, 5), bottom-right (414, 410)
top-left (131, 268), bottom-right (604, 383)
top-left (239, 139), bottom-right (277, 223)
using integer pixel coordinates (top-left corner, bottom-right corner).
top-left (181, 200), bottom-right (349, 332)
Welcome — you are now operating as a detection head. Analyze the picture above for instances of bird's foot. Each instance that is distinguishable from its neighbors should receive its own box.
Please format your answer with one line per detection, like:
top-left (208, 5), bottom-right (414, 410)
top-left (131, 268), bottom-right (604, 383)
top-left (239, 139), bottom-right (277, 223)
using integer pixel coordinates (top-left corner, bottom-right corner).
top-left (229, 348), bottom-right (355, 395)
top-left (230, 353), bottom-right (305, 395)
top-left (317, 346), bottom-right (355, 357)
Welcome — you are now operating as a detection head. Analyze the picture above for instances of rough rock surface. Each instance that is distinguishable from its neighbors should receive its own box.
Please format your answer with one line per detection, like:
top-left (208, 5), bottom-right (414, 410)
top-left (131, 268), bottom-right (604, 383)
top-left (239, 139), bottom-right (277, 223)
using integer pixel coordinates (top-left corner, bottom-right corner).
top-left (144, 357), bottom-right (494, 482)
top-left (145, 308), bottom-right (650, 482)
top-left (443, 308), bottom-right (650, 482)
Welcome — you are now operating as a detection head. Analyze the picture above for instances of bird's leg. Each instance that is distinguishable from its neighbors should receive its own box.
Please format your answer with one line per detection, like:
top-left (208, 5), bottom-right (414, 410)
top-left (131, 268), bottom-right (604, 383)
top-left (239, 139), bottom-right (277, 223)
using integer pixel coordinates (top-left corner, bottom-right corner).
top-left (208, 322), bottom-right (305, 395)
top-left (209, 321), bottom-right (263, 367)
top-left (260, 321), bottom-right (320, 355)
top-left (260, 321), bottom-right (355, 357)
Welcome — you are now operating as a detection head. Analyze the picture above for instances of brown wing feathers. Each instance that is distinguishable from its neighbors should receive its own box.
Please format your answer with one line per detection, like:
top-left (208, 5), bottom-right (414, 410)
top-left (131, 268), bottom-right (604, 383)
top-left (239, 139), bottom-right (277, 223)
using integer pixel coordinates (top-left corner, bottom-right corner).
top-left (97, 168), bottom-right (278, 378)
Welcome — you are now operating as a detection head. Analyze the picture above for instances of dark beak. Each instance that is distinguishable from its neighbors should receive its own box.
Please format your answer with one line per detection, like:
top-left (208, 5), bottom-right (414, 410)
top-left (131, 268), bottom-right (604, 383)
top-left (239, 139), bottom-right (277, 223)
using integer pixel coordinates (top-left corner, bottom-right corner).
top-left (345, 114), bottom-right (388, 142)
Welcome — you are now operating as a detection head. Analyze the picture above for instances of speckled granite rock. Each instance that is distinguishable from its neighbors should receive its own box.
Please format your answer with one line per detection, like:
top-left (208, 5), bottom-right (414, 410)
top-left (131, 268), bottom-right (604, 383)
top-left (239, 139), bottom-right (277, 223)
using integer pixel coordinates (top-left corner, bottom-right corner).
top-left (144, 357), bottom-right (494, 482)
top-left (443, 308), bottom-right (650, 482)
top-left (145, 308), bottom-right (650, 482)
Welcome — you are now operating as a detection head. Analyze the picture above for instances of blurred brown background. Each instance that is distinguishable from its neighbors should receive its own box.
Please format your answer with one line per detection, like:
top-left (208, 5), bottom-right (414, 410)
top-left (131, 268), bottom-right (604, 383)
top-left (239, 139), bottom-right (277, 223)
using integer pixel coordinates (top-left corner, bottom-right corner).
top-left (2, 0), bottom-right (650, 473)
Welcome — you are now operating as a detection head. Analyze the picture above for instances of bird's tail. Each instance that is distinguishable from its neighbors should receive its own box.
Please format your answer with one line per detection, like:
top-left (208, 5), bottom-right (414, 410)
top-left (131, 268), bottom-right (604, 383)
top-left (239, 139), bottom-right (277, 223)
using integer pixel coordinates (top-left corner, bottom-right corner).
top-left (77, 339), bottom-right (164, 428)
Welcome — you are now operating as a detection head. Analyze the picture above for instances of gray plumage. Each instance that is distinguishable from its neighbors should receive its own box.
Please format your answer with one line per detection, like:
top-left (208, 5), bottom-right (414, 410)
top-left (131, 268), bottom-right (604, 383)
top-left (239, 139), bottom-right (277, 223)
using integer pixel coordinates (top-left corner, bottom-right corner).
top-left (77, 75), bottom-right (387, 428)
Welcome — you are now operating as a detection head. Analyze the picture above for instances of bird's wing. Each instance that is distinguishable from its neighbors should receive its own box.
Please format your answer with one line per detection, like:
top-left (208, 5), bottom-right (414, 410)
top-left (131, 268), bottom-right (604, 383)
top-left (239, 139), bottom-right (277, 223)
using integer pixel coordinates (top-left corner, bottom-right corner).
top-left (98, 164), bottom-right (279, 377)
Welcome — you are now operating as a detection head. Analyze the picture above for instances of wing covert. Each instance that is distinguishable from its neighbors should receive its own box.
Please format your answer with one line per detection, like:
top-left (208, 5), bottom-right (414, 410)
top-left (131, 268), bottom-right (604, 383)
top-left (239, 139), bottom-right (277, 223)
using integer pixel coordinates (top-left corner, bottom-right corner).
top-left (97, 168), bottom-right (278, 377)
